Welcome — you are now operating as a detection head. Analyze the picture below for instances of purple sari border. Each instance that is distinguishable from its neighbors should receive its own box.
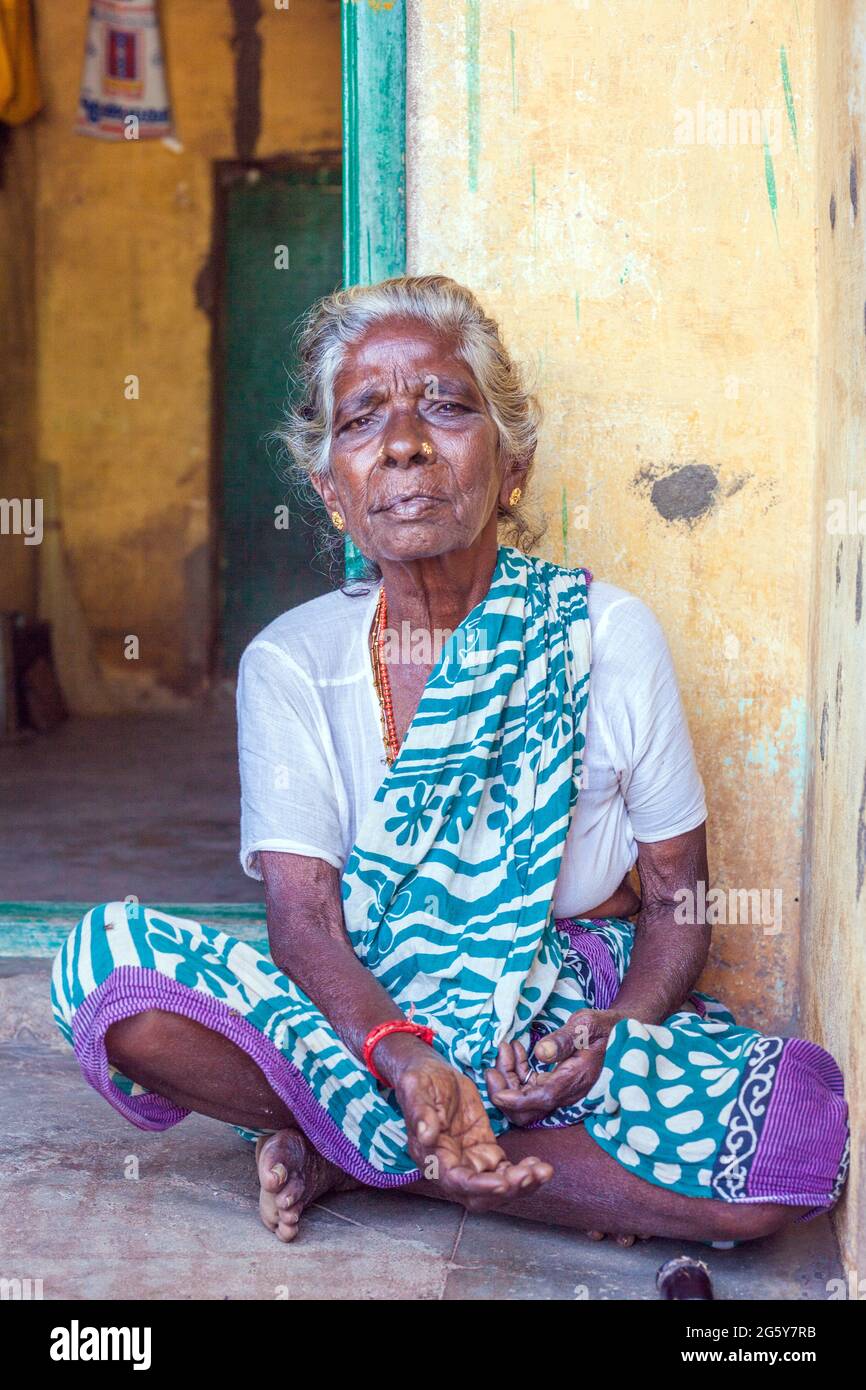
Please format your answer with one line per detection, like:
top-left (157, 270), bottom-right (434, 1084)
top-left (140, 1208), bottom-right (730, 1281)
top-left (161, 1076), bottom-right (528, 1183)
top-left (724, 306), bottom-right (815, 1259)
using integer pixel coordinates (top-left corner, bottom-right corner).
top-left (70, 965), bottom-right (419, 1190)
top-left (747, 1037), bottom-right (848, 1211)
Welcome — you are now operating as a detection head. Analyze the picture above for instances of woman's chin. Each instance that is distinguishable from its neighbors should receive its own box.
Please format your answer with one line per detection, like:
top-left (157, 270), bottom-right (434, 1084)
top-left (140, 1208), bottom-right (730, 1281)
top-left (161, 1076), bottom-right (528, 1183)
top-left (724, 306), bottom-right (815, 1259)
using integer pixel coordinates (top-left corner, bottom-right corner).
top-left (368, 522), bottom-right (462, 561)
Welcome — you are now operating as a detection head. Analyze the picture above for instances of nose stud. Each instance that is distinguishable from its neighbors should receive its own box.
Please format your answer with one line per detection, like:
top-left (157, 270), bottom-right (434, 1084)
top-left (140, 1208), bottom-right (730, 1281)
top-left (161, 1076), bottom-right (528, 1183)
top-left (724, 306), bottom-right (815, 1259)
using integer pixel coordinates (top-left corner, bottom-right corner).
top-left (375, 443), bottom-right (433, 463)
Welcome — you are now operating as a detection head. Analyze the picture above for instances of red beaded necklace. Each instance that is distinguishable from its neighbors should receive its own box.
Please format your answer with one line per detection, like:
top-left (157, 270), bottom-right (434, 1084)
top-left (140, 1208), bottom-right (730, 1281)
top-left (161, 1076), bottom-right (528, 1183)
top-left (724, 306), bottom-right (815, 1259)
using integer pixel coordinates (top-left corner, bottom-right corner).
top-left (369, 586), bottom-right (400, 766)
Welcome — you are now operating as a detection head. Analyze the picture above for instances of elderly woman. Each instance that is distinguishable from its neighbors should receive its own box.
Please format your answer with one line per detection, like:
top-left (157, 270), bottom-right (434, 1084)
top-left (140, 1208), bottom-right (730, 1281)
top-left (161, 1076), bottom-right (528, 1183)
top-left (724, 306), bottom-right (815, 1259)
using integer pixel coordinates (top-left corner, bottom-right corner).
top-left (52, 275), bottom-right (848, 1249)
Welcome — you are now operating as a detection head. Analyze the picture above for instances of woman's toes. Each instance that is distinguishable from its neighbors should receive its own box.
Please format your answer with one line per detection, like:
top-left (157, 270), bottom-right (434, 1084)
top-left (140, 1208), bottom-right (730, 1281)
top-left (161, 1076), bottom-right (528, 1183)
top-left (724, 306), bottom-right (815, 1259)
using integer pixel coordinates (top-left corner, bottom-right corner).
top-left (256, 1132), bottom-right (305, 1234)
top-left (259, 1201), bottom-right (279, 1232)
top-left (585, 1230), bottom-right (645, 1246)
top-left (259, 1190), bottom-right (279, 1229)
top-left (276, 1204), bottom-right (302, 1242)
top-left (257, 1136), bottom-right (294, 1187)
top-left (255, 1125), bottom-right (355, 1243)
top-left (265, 1161), bottom-right (289, 1192)
top-left (275, 1180), bottom-right (304, 1212)
top-left (255, 1126), bottom-right (333, 1243)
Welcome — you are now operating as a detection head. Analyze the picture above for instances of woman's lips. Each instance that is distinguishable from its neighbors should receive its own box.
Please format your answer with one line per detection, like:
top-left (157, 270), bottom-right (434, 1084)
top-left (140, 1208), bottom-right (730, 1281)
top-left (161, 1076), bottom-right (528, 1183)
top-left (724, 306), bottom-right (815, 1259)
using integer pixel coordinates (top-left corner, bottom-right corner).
top-left (379, 495), bottom-right (445, 518)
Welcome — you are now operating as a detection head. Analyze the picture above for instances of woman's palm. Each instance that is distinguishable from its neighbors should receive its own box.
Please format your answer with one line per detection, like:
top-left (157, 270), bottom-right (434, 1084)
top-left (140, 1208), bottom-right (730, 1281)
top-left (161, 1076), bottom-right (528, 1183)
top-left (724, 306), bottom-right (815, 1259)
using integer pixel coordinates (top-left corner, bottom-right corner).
top-left (396, 1058), bottom-right (552, 1210)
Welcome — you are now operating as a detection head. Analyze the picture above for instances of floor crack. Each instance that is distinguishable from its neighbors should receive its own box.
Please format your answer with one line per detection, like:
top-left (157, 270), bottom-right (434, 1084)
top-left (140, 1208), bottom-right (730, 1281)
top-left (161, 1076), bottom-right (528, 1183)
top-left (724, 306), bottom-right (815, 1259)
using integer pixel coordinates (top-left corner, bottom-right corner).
top-left (439, 1208), bottom-right (467, 1299)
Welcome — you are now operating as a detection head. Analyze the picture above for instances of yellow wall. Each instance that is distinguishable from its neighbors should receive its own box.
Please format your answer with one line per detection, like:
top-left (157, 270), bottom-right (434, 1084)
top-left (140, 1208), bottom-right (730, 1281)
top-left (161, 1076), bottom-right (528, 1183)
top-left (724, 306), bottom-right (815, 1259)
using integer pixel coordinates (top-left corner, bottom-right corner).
top-left (0, 120), bottom-right (38, 617)
top-left (407, 0), bottom-right (818, 1035)
top-left (31, 0), bottom-right (340, 694)
top-left (408, 0), bottom-right (866, 1264)
top-left (802, 0), bottom-right (866, 1277)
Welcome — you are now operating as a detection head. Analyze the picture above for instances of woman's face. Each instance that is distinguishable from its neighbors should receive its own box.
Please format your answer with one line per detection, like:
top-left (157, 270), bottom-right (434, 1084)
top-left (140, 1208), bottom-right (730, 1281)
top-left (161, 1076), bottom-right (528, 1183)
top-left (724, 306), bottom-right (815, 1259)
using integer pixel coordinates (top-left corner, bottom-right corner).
top-left (313, 316), bottom-right (521, 564)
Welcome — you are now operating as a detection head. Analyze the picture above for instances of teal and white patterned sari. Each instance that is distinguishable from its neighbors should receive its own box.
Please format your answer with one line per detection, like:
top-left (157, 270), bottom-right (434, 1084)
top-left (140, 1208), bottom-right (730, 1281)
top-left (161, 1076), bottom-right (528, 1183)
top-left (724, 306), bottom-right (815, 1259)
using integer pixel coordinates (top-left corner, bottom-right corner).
top-left (51, 546), bottom-right (848, 1212)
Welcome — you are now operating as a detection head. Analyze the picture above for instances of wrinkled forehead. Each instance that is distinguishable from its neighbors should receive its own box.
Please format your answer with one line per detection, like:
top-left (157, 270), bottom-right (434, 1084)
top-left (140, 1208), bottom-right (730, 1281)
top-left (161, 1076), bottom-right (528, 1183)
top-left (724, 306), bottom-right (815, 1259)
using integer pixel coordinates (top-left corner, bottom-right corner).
top-left (332, 320), bottom-right (480, 412)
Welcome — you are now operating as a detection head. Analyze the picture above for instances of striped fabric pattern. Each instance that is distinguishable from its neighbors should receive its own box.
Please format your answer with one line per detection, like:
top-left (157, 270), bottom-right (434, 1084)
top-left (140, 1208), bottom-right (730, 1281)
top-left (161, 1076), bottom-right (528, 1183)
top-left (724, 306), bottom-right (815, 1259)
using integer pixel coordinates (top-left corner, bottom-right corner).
top-left (49, 544), bottom-right (850, 1211)
top-left (341, 543), bottom-right (593, 1078)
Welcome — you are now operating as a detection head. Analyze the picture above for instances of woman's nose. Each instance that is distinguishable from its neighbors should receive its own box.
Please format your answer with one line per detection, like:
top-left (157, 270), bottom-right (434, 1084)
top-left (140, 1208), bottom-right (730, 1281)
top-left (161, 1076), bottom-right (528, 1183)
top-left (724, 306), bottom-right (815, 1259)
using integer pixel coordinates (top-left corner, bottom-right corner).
top-left (378, 435), bottom-right (436, 468)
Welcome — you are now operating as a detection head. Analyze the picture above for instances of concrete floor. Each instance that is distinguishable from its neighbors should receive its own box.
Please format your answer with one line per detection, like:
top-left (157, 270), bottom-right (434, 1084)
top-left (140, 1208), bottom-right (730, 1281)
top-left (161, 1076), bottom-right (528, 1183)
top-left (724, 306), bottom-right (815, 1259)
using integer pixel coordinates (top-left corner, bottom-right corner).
top-left (1, 1021), bottom-right (842, 1301)
top-left (0, 706), bottom-right (844, 1300)
top-left (0, 693), bottom-right (254, 904)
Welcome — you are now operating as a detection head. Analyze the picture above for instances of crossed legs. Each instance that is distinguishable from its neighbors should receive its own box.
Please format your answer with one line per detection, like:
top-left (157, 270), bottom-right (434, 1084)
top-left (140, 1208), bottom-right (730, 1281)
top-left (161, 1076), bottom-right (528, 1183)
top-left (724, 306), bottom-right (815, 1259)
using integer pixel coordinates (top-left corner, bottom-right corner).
top-left (104, 1009), bottom-right (807, 1244)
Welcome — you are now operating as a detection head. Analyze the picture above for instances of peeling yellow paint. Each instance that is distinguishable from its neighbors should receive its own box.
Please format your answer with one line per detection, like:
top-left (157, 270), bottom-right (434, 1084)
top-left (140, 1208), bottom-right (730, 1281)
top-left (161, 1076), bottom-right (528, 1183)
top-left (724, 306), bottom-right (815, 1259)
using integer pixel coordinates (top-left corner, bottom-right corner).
top-left (406, 0), bottom-right (818, 1038)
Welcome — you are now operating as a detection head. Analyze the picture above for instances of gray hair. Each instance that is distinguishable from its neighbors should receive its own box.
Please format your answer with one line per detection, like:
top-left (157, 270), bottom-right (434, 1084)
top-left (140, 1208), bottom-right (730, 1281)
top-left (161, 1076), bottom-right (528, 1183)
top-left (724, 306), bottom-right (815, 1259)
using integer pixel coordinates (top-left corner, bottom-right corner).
top-left (274, 274), bottom-right (546, 586)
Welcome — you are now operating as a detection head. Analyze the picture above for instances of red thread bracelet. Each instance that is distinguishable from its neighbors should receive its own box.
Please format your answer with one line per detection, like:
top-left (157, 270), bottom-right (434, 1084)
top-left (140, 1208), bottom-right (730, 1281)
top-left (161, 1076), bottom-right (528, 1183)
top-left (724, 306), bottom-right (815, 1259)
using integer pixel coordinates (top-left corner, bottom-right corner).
top-left (363, 1018), bottom-right (435, 1084)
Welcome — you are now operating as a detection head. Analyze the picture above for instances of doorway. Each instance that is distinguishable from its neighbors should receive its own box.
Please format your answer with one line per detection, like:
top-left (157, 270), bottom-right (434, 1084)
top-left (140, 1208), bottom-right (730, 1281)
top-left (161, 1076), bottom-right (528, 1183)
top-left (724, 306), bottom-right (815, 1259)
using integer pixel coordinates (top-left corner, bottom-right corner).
top-left (212, 156), bottom-right (343, 673)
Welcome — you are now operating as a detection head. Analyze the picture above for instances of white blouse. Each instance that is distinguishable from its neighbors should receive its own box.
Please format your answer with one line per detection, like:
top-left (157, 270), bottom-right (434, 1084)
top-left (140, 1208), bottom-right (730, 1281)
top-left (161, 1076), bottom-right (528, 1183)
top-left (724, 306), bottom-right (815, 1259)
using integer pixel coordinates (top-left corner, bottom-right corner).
top-left (237, 574), bottom-right (707, 919)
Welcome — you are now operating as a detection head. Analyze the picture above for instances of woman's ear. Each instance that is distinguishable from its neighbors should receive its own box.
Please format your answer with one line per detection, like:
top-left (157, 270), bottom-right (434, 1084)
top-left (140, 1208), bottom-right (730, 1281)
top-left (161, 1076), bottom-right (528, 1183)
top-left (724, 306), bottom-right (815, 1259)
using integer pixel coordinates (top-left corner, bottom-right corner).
top-left (308, 471), bottom-right (337, 514)
top-left (499, 454), bottom-right (532, 506)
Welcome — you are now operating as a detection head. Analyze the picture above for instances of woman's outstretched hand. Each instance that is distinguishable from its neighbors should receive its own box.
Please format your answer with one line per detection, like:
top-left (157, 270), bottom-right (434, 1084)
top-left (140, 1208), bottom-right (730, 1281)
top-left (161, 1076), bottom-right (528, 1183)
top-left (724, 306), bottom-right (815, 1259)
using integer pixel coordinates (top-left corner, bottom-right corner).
top-left (486, 1009), bottom-right (622, 1128)
top-left (394, 1054), bottom-right (554, 1211)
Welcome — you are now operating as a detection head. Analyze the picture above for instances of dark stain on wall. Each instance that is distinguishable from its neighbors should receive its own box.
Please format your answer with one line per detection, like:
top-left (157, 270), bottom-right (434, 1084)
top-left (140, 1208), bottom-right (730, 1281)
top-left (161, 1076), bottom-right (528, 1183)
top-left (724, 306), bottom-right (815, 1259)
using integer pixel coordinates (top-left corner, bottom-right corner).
top-left (856, 539), bottom-right (863, 624)
top-left (194, 253), bottom-right (216, 317)
top-left (647, 463), bottom-right (719, 523)
top-left (229, 0), bottom-right (263, 162)
top-left (835, 659), bottom-right (844, 728)
top-left (850, 150), bottom-right (859, 219)
top-left (836, 540), bottom-right (843, 590)
top-left (830, 191), bottom-right (837, 230)
top-left (819, 696), bottom-right (829, 763)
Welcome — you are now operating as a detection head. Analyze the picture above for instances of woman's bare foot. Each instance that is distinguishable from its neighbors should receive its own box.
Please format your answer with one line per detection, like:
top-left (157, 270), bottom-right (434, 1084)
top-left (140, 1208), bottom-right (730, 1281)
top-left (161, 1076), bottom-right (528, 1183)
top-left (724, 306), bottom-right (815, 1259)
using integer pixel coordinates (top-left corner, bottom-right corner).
top-left (256, 1129), bottom-right (357, 1243)
top-left (586, 1230), bottom-right (651, 1247)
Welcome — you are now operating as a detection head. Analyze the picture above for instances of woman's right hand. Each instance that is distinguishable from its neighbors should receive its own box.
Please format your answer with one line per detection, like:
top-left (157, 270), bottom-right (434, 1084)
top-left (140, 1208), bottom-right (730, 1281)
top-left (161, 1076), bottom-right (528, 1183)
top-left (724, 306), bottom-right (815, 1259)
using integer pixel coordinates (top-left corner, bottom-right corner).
top-left (391, 1048), bottom-right (554, 1211)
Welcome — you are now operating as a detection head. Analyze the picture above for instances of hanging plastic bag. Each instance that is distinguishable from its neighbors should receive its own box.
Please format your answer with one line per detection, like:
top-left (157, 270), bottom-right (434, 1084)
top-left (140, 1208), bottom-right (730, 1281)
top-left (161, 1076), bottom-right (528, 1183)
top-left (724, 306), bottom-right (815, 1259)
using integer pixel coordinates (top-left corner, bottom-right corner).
top-left (76, 0), bottom-right (173, 141)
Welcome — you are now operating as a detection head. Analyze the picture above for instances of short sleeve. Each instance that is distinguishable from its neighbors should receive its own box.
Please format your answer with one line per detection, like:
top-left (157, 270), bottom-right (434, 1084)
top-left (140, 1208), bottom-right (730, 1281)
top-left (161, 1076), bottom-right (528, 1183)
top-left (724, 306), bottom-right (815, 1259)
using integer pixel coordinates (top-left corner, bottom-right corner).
top-left (237, 639), bottom-right (347, 879)
top-left (595, 596), bottom-right (707, 843)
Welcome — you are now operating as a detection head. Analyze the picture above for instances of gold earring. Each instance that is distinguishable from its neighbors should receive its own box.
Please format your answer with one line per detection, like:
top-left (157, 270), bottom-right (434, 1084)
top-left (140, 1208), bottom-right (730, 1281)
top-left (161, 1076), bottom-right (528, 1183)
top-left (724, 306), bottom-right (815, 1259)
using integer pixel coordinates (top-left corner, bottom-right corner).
top-left (331, 510), bottom-right (345, 532)
top-left (508, 486), bottom-right (522, 507)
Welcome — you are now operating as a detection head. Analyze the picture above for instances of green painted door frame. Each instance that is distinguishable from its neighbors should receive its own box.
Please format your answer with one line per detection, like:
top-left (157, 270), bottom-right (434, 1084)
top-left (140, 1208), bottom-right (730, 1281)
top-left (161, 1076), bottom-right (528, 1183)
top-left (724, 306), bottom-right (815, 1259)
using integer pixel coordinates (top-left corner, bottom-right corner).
top-left (341, 0), bottom-right (407, 577)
